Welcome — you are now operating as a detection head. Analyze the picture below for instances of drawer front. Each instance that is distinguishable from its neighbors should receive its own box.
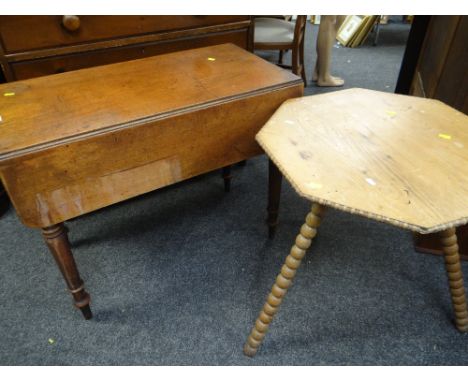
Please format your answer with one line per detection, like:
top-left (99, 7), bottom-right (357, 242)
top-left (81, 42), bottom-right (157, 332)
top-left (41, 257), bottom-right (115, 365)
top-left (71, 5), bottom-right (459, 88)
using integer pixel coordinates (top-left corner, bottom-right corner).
top-left (0, 15), bottom-right (249, 54)
top-left (11, 30), bottom-right (249, 80)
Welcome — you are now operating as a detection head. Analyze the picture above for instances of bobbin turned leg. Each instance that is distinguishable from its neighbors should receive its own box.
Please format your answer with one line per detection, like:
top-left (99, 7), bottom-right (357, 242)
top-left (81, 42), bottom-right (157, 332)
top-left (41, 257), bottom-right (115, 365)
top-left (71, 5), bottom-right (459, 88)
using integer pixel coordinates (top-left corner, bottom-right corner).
top-left (244, 203), bottom-right (323, 357)
top-left (267, 159), bottom-right (283, 238)
top-left (439, 228), bottom-right (468, 332)
top-left (222, 165), bottom-right (232, 192)
top-left (42, 223), bottom-right (92, 320)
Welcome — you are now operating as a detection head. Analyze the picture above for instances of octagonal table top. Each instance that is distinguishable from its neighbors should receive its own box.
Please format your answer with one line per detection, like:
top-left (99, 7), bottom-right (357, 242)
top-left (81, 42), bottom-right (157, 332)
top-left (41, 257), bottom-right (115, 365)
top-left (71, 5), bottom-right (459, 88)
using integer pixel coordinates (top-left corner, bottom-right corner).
top-left (256, 88), bottom-right (468, 234)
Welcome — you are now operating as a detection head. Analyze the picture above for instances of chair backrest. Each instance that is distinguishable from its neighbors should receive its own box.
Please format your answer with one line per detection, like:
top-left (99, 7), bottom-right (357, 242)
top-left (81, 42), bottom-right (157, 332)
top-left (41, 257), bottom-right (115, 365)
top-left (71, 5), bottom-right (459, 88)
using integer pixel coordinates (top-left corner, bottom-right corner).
top-left (292, 16), bottom-right (307, 78)
top-left (252, 15), bottom-right (308, 84)
top-left (293, 16), bottom-right (307, 47)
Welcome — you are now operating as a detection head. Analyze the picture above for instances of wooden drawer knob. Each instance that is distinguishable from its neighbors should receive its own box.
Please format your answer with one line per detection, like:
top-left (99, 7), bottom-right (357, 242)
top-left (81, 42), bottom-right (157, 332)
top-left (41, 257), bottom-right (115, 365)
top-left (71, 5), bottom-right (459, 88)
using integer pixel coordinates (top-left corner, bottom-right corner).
top-left (62, 15), bottom-right (80, 32)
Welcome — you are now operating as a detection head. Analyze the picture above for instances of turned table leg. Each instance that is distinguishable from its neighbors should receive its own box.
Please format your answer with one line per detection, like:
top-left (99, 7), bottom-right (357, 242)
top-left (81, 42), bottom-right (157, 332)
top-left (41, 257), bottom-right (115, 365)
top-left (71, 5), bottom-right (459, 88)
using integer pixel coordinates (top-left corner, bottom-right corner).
top-left (244, 203), bottom-right (323, 357)
top-left (267, 159), bottom-right (283, 238)
top-left (42, 223), bottom-right (92, 319)
top-left (222, 165), bottom-right (232, 192)
top-left (439, 228), bottom-right (468, 332)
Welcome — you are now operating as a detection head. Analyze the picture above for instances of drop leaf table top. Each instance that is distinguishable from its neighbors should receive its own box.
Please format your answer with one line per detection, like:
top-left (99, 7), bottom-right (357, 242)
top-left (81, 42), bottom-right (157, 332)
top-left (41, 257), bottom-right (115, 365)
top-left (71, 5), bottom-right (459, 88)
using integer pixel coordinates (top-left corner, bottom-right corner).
top-left (0, 43), bottom-right (303, 228)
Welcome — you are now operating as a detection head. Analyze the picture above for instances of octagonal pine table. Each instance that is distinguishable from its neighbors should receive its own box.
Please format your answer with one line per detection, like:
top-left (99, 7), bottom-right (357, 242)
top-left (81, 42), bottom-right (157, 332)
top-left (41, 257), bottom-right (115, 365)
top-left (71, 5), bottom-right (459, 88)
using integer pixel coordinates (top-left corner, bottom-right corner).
top-left (244, 88), bottom-right (468, 357)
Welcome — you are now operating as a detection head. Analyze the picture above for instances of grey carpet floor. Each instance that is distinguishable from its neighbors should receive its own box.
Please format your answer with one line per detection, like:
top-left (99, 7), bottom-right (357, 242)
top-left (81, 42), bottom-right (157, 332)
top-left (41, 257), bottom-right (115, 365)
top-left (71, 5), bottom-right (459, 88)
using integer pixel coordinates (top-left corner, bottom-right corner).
top-left (1, 19), bottom-right (468, 365)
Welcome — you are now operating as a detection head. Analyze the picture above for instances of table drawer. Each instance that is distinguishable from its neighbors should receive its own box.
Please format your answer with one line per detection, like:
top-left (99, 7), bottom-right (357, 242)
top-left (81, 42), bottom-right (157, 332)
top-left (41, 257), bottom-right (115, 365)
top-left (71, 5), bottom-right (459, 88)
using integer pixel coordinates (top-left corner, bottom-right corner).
top-left (11, 30), bottom-right (248, 80)
top-left (0, 15), bottom-right (249, 54)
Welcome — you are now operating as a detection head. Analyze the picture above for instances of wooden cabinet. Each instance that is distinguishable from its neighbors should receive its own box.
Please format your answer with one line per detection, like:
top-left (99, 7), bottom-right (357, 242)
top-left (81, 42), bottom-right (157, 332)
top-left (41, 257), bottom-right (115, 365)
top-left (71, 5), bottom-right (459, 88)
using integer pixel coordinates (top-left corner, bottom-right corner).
top-left (408, 16), bottom-right (467, 113)
top-left (0, 16), bottom-right (249, 53)
top-left (0, 15), bottom-right (253, 81)
top-left (397, 16), bottom-right (468, 258)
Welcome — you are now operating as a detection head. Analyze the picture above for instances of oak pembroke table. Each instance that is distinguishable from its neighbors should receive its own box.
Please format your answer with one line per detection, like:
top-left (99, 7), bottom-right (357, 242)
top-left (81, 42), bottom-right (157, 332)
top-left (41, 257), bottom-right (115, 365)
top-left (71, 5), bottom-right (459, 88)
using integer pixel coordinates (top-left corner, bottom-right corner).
top-left (0, 43), bottom-right (303, 319)
top-left (244, 88), bottom-right (468, 356)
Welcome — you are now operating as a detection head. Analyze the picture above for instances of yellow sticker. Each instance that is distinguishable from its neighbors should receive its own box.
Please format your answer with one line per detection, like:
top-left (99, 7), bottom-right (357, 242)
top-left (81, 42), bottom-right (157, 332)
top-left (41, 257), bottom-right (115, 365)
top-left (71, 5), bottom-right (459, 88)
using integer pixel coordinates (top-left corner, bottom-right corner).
top-left (306, 181), bottom-right (323, 190)
top-left (438, 133), bottom-right (452, 140)
top-left (207, 57), bottom-right (216, 61)
top-left (48, 338), bottom-right (55, 344)
top-left (385, 110), bottom-right (397, 117)
top-left (3, 92), bottom-right (15, 97)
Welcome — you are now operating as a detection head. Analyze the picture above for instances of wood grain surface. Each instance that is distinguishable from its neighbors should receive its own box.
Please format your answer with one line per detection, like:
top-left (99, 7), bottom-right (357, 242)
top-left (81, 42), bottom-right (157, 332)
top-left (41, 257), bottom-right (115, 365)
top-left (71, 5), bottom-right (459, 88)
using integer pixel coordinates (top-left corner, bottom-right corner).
top-left (0, 43), bottom-right (300, 159)
top-left (0, 43), bottom-right (303, 227)
top-left (256, 88), bottom-right (468, 233)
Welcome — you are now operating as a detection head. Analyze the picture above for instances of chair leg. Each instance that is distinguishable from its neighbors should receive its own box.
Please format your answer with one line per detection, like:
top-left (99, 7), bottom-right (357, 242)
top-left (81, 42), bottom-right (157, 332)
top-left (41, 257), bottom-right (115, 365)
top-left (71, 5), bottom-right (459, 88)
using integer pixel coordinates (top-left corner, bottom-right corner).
top-left (244, 203), bottom-right (323, 357)
top-left (299, 44), bottom-right (307, 86)
top-left (291, 50), bottom-right (307, 86)
top-left (278, 50), bottom-right (284, 64)
top-left (439, 228), bottom-right (468, 332)
top-left (300, 66), bottom-right (307, 86)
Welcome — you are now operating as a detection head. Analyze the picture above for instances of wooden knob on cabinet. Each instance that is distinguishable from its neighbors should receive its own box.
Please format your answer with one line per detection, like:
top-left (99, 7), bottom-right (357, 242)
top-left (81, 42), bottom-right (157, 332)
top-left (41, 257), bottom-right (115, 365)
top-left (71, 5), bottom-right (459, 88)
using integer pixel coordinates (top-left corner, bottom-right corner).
top-left (62, 15), bottom-right (80, 32)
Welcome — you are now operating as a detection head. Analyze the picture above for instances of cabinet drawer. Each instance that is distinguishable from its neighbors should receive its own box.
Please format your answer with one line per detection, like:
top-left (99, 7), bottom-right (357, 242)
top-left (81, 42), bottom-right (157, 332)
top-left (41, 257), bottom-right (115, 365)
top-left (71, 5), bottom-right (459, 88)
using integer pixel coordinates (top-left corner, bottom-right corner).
top-left (11, 30), bottom-right (248, 80)
top-left (0, 15), bottom-right (249, 54)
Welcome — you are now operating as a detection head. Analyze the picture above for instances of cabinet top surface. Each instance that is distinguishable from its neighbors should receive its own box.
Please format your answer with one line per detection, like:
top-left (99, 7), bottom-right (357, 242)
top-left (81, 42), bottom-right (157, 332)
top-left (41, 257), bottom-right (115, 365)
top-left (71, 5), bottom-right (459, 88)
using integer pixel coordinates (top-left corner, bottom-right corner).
top-left (256, 88), bottom-right (468, 233)
top-left (0, 43), bottom-right (301, 160)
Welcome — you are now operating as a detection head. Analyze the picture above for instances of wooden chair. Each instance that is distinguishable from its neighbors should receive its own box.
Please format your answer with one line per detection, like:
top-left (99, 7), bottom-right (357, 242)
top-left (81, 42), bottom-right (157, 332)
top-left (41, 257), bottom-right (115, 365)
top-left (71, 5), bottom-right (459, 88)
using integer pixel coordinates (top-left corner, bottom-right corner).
top-left (254, 16), bottom-right (307, 85)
